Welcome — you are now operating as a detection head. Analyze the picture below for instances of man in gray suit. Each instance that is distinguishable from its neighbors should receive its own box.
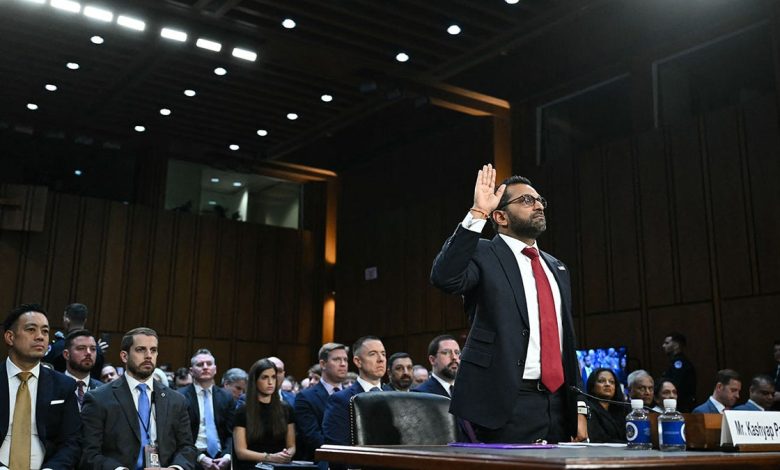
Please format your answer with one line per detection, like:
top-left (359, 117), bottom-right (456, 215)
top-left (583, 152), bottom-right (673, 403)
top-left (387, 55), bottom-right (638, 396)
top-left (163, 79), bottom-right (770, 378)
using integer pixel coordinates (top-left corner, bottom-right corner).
top-left (80, 327), bottom-right (196, 469)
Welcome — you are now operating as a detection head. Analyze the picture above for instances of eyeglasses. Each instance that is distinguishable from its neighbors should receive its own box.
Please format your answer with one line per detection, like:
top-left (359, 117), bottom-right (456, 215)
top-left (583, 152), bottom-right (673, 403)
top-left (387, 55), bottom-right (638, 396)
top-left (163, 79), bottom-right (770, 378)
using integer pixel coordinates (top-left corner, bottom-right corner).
top-left (498, 194), bottom-right (547, 210)
top-left (438, 349), bottom-right (461, 357)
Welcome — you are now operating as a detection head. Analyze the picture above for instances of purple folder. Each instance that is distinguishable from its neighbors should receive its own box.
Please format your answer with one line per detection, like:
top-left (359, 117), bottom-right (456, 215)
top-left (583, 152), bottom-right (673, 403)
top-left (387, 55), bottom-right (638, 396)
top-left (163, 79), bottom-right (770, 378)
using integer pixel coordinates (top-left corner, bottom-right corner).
top-left (448, 442), bottom-right (557, 449)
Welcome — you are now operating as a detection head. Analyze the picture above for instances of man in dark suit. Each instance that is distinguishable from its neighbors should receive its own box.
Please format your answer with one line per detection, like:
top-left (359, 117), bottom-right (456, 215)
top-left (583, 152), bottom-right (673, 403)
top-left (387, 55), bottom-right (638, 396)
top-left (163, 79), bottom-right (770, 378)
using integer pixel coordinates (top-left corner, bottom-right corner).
top-left (268, 357), bottom-right (296, 408)
top-left (43, 303), bottom-right (106, 380)
top-left (180, 348), bottom-right (234, 469)
top-left (661, 332), bottom-right (697, 412)
top-left (323, 336), bottom-right (386, 447)
top-left (412, 336), bottom-right (460, 397)
top-left (62, 329), bottom-right (104, 411)
top-left (294, 342), bottom-right (349, 465)
top-left (693, 369), bottom-right (741, 414)
top-left (383, 352), bottom-right (414, 392)
top-left (734, 375), bottom-right (775, 411)
top-left (431, 165), bottom-right (587, 443)
top-left (0, 303), bottom-right (81, 469)
top-left (80, 327), bottom-right (196, 469)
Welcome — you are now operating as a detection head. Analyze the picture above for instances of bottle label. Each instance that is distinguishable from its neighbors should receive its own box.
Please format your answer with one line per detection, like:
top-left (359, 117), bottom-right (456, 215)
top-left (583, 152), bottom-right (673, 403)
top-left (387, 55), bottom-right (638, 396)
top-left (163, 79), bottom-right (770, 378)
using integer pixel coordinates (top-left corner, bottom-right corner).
top-left (661, 421), bottom-right (686, 446)
top-left (626, 420), bottom-right (651, 443)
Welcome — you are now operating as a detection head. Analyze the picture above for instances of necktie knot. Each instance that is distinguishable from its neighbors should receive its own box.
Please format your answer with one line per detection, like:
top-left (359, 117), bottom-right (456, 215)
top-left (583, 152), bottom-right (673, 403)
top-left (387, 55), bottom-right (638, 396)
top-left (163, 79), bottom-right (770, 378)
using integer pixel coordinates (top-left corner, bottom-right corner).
top-left (17, 371), bottom-right (32, 384)
top-left (521, 247), bottom-right (539, 260)
top-left (369, 386), bottom-right (381, 392)
top-left (332, 386), bottom-right (340, 393)
top-left (78, 380), bottom-right (86, 388)
top-left (137, 383), bottom-right (147, 394)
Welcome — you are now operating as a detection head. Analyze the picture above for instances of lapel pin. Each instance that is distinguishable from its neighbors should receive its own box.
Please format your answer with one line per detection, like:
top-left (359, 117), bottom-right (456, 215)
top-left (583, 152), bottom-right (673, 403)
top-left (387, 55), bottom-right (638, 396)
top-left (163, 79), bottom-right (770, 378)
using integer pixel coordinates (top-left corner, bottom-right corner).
top-left (557, 266), bottom-right (566, 270)
top-left (161, 392), bottom-right (166, 397)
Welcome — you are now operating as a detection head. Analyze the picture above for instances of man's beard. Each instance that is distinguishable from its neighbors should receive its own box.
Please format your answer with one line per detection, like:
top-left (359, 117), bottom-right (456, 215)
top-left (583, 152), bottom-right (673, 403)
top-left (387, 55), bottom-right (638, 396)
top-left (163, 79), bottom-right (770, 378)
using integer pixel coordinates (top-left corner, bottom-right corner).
top-left (128, 361), bottom-right (154, 380)
top-left (438, 362), bottom-right (458, 381)
top-left (507, 210), bottom-right (546, 240)
top-left (394, 375), bottom-right (413, 389)
top-left (69, 358), bottom-right (93, 374)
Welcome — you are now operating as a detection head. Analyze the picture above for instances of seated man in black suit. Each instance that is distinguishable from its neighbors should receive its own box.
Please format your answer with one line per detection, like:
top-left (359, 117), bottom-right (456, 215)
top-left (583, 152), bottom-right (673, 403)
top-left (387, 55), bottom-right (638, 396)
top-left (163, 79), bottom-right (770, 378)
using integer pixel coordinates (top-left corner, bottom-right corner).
top-left (322, 336), bottom-right (387, 447)
top-left (412, 335), bottom-right (460, 398)
top-left (0, 303), bottom-right (81, 469)
top-left (62, 329), bottom-right (104, 411)
top-left (383, 352), bottom-right (414, 392)
top-left (181, 348), bottom-right (235, 469)
top-left (294, 342), bottom-right (349, 463)
top-left (80, 327), bottom-right (196, 469)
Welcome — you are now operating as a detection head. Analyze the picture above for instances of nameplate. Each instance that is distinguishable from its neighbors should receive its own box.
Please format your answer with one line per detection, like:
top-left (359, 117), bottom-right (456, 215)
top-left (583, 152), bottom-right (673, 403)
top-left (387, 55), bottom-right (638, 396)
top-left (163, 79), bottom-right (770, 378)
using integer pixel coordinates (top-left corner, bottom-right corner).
top-left (721, 410), bottom-right (780, 445)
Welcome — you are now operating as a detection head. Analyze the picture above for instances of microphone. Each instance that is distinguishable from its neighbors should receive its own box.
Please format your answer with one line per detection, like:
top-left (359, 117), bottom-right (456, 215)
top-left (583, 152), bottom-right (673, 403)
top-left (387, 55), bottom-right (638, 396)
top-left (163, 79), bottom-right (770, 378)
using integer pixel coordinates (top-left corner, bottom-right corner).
top-left (569, 385), bottom-right (654, 411)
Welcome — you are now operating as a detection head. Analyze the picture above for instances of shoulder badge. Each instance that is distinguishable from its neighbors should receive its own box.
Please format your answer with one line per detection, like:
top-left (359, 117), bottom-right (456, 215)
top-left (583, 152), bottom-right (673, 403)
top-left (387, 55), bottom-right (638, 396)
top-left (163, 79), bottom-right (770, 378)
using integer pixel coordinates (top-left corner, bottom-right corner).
top-left (674, 360), bottom-right (683, 369)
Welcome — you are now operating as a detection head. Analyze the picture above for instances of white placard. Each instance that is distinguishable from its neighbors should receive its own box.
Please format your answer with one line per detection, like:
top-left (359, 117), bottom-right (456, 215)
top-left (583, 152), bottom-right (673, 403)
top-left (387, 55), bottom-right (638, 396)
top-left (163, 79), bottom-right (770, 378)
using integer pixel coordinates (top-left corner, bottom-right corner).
top-left (721, 410), bottom-right (780, 445)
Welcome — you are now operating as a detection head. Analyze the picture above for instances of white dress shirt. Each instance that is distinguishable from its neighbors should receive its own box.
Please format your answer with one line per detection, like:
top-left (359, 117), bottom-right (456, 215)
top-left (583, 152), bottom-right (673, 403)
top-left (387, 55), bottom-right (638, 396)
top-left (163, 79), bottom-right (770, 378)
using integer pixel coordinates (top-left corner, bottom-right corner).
top-left (356, 377), bottom-right (381, 393)
top-left (0, 358), bottom-right (46, 470)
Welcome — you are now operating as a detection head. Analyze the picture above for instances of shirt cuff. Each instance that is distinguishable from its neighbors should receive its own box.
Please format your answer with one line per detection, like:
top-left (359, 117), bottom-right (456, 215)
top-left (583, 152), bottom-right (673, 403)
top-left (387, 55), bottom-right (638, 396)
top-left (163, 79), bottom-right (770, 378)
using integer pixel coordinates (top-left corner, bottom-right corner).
top-left (170, 466), bottom-right (184, 470)
top-left (461, 212), bottom-right (487, 232)
top-left (222, 454), bottom-right (231, 461)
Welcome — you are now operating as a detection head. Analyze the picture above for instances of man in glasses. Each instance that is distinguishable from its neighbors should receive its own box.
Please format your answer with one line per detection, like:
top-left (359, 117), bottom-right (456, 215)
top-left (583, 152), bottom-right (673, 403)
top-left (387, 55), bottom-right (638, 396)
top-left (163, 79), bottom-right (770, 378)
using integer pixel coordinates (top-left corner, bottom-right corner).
top-left (412, 335), bottom-right (460, 397)
top-left (431, 164), bottom-right (587, 444)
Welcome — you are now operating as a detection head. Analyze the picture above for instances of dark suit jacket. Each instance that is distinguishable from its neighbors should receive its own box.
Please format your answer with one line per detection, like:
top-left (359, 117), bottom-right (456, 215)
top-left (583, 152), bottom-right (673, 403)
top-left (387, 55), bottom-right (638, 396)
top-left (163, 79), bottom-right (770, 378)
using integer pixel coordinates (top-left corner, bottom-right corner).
top-left (281, 389), bottom-right (296, 408)
top-left (0, 361), bottom-right (81, 469)
top-left (431, 224), bottom-right (582, 435)
top-left (692, 398), bottom-right (721, 414)
top-left (294, 381), bottom-right (330, 460)
top-left (180, 384), bottom-right (235, 457)
top-left (733, 400), bottom-right (762, 411)
top-left (411, 377), bottom-right (450, 397)
top-left (322, 381), bottom-right (367, 446)
top-left (80, 375), bottom-right (196, 469)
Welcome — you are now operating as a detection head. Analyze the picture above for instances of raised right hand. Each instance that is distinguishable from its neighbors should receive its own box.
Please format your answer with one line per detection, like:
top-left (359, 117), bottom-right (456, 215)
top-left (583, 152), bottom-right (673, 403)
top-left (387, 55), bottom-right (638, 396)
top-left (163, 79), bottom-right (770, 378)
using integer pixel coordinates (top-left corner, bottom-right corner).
top-left (472, 164), bottom-right (506, 215)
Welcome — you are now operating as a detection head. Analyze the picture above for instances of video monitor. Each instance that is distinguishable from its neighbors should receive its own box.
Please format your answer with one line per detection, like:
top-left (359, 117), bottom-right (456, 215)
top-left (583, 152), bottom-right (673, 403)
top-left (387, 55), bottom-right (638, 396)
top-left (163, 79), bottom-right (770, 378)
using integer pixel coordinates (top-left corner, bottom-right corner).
top-left (576, 346), bottom-right (628, 387)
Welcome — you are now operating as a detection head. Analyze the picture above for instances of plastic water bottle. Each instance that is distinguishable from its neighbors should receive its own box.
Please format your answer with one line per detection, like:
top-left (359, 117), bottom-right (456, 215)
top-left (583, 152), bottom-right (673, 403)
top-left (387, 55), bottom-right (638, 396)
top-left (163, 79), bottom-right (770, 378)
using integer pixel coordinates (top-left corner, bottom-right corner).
top-left (658, 398), bottom-right (686, 451)
top-left (625, 399), bottom-right (652, 450)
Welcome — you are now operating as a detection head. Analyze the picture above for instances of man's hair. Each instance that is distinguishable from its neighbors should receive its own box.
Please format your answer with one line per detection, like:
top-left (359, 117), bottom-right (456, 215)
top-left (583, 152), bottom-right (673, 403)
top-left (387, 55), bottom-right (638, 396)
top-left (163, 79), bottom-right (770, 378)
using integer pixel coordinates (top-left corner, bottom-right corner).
top-left (666, 332), bottom-right (687, 347)
top-left (627, 369), bottom-right (652, 389)
top-left (490, 175), bottom-right (534, 231)
top-left (318, 342), bottom-right (347, 361)
top-left (715, 369), bottom-right (741, 386)
top-left (308, 364), bottom-right (322, 376)
top-left (774, 340), bottom-right (780, 347)
top-left (64, 329), bottom-right (95, 350)
top-left (412, 364), bottom-right (428, 373)
top-left (64, 303), bottom-right (88, 324)
top-left (190, 348), bottom-right (215, 365)
top-left (352, 335), bottom-right (381, 358)
top-left (428, 334), bottom-right (457, 357)
top-left (221, 367), bottom-right (248, 385)
top-left (388, 352), bottom-right (411, 369)
top-left (750, 374), bottom-right (774, 390)
top-left (654, 377), bottom-right (678, 397)
top-left (174, 367), bottom-right (190, 380)
top-left (3, 303), bottom-right (47, 332)
top-left (120, 327), bottom-right (158, 352)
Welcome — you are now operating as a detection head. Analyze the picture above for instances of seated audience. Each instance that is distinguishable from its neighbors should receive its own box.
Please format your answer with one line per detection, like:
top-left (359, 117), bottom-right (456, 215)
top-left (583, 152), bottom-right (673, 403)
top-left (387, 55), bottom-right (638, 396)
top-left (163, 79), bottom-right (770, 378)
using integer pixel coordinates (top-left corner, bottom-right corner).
top-left (152, 367), bottom-right (169, 387)
top-left (222, 367), bottom-right (249, 402)
top-left (100, 363), bottom-right (120, 383)
top-left (175, 366), bottom-right (193, 389)
top-left (383, 352), bottom-right (414, 392)
top-left (693, 369), bottom-right (741, 413)
top-left (412, 335), bottom-right (459, 397)
top-left (308, 364), bottom-right (322, 387)
top-left (233, 358), bottom-right (296, 469)
top-left (342, 372), bottom-right (357, 388)
top-left (652, 378), bottom-right (678, 413)
top-left (734, 374), bottom-right (775, 411)
top-left (626, 370), bottom-right (654, 408)
top-left (585, 368), bottom-right (626, 443)
top-left (411, 365), bottom-right (429, 389)
top-left (268, 356), bottom-right (296, 407)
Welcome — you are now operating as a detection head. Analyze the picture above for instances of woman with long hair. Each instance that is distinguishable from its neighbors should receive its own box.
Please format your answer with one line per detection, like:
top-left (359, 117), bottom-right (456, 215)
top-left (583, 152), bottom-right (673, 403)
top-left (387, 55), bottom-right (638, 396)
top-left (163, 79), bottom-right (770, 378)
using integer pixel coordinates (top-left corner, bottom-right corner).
top-left (585, 367), bottom-right (627, 443)
top-left (233, 358), bottom-right (296, 468)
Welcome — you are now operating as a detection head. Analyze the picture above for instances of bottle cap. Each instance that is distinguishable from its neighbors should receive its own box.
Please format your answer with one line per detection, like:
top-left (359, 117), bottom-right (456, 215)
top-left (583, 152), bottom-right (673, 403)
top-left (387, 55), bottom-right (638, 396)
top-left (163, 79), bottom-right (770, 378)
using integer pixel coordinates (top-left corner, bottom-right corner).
top-left (631, 399), bottom-right (644, 409)
top-left (663, 398), bottom-right (677, 410)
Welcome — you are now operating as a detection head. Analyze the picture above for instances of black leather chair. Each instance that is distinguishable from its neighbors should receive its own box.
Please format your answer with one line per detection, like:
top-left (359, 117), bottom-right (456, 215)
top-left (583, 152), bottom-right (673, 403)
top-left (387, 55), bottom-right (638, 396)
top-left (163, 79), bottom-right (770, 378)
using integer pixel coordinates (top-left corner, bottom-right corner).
top-left (349, 391), bottom-right (458, 445)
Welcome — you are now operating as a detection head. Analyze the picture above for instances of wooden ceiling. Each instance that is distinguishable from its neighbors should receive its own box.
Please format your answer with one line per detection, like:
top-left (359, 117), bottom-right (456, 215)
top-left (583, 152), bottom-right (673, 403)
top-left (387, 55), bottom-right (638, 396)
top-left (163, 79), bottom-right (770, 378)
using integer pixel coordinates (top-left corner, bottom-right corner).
top-left (0, 0), bottom-right (600, 166)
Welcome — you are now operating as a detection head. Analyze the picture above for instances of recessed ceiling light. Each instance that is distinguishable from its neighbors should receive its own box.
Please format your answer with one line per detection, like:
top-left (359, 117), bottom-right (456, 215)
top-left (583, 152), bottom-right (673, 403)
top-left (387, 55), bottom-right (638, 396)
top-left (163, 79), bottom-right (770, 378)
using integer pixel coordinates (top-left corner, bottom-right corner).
top-left (447, 24), bottom-right (461, 35)
top-left (83, 5), bottom-right (113, 22)
top-left (232, 181), bottom-right (242, 187)
top-left (232, 48), bottom-right (257, 62)
top-left (134, 125), bottom-right (145, 132)
top-left (27, 103), bottom-right (38, 111)
top-left (210, 177), bottom-right (220, 183)
top-left (196, 38), bottom-right (222, 52)
top-left (505, 0), bottom-right (520, 3)
top-left (66, 62), bottom-right (80, 70)
top-left (320, 94), bottom-right (333, 102)
top-left (183, 89), bottom-right (196, 97)
top-left (159, 108), bottom-right (171, 116)
top-left (286, 113), bottom-right (298, 120)
top-left (45, 84), bottom-right (58, 92)
top-left (21, 0), bottom-right (46, 4)
top-left (51, 0), bottom-right (81, 13)
top-left (229, 144), bottom-right (240, 151)
top-left (208, 200), bottom-right (217, 205)
top-left (90, 35), bottom-right (104, 45)
top-left (117, 15), bottom-right (145, 31)
top-left (395, 52), bottom-right (410, 62)
top-left (214, 67), bottom-right (227, 76)
top-left (74, 169), bottom-right (83, 176)
top-left (160, 27), bottom-right (187, 42)
top-left (256, 129), bottom-right (268, 136)
top-left (282, 18), bottom-right (296, 29)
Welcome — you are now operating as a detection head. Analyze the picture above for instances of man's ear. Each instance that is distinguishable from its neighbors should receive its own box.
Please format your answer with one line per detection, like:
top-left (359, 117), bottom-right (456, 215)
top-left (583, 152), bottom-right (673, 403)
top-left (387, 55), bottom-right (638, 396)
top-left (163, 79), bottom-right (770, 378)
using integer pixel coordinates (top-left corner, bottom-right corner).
top-left (120, 350), bottom-right (128, 366)
top-left (4, 330), bottom-right (14, 348)
top-left (492, 210), bottom-right (507, 228)
top-left (428, 355), bottom-right (436, 367)
top-left (63, 349), bottom-right (70, 361)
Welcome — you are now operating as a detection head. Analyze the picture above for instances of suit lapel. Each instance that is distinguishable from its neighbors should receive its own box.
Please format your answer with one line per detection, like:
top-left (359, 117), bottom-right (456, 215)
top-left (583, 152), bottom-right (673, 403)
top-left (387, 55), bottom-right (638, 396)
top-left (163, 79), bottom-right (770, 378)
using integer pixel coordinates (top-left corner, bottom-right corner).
top-left (0, 362), bottom-right (8, 439)
top-left (185, 384), bottom-right (199, 423)
top-left (36, 367), bottom-right (52, 441)
top-left (490, 235), bottom-right (530, 329)
top-left (114, 377), bottom-right (143, 443)
top-left (153, 382), bottom-right (169, 439)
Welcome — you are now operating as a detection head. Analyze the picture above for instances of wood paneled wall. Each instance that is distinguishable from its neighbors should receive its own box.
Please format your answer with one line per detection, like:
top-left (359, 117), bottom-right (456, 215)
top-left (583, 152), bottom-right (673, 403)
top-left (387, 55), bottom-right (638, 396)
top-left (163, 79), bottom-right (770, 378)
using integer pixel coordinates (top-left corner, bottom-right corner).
top-left (334, 96), bottom-right (780, 405)
top-left (0, 193), bottom-right (321, 377)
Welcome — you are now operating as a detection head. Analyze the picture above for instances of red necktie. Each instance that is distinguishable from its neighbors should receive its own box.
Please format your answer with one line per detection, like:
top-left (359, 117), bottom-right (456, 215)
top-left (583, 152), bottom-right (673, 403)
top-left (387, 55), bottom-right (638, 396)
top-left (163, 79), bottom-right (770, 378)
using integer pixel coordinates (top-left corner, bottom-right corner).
top-left (522, 247), bottom-right (564, 393)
